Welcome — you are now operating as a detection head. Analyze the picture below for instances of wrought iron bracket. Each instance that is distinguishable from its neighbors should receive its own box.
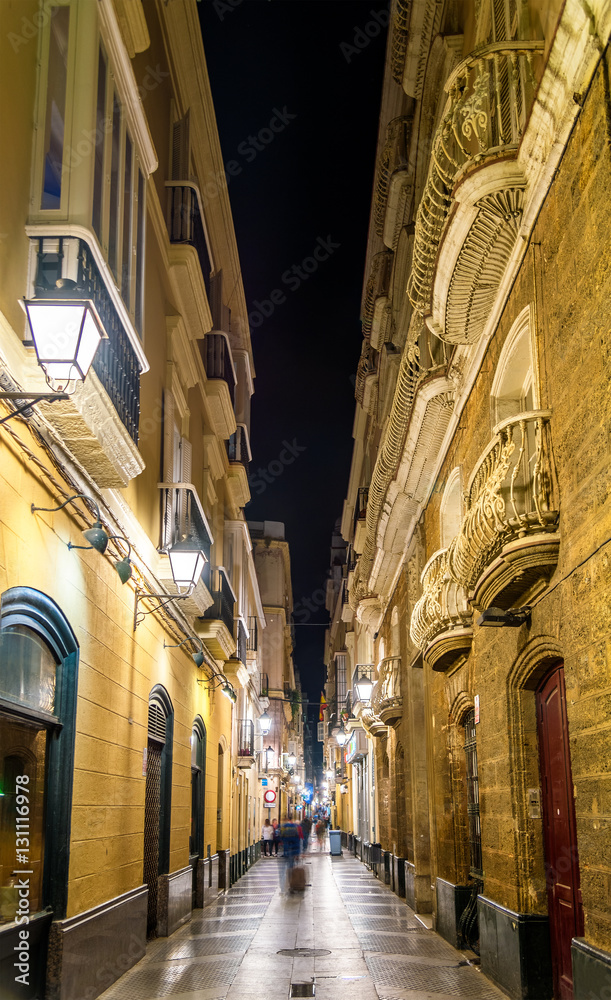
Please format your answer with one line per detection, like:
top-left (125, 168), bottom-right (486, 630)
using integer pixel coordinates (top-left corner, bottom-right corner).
top-left (133, 586), bottom-right (194, 631)
top-left (0, 391), bottom-right (69, 424)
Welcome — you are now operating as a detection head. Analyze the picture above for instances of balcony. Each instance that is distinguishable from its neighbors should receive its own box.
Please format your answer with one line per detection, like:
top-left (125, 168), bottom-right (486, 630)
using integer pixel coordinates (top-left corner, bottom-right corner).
top-left (447, 411), bottom-right (560, 610)
top-left (353, 487), bottom-right (369, 555)
top-left (374, 116), bottom-right (412, 249)
top-left (376, 656), bottom-right (402, 727)
top-left (410, 550), bottom-right (473, 672)
top-left (197, 567), bottom-right (236, 660)
top-left (407, 41), bottom-right (544, 340)
top-left (355, 342), bottom-right (378, 411)
top-left (24, 237), bottom-right (144, 487)
top-left (362, 251), bottom-right (393, 349)
top-left (166, 182), bottom-right (214, 338)
top-left (236, 720), bottom-right (255, 767)
top-left (201, 332), bottom-right (237, 440)
top-left (226, 424), bottom-right (251, 509)
top-left (341, 580), bottom-right (353, 624)
top-left (237, 620), bottom-right (247, 665)
top-left (156, 482), bottom-right (214, 617)
top-left (247, 617), bottom-right (258, 655)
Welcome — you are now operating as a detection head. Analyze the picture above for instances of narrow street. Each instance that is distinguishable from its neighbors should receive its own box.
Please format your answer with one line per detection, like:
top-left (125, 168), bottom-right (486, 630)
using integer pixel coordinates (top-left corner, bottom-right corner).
top-left (98, 852), bottom-right (502, 1000)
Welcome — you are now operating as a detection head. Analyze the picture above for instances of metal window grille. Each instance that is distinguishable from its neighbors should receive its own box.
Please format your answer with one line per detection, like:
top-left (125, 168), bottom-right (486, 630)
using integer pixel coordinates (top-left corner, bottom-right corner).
top-left (317, 722), bottom-right (324, 742)
top-left (237, 620), bottom-right (247, 664)
top-left (464, 709), bottom-right (483, 876)
top-left (148, 698), bottom-right (167, 744)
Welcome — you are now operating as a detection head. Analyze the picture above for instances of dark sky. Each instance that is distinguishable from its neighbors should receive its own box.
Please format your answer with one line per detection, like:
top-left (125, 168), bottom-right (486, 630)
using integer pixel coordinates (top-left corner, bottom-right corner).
top-left (198, 0), bottom-right (388, 705)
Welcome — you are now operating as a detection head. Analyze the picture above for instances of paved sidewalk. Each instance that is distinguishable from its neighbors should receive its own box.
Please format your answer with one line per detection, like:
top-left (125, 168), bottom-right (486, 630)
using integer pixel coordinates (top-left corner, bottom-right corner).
top-left (99, 852), bottom-right (505, 1000)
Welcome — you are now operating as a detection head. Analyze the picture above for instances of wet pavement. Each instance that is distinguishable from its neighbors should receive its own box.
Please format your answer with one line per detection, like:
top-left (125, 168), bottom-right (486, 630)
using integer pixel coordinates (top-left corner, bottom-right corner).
top-left (98, 851), bottom-right (505, 1000)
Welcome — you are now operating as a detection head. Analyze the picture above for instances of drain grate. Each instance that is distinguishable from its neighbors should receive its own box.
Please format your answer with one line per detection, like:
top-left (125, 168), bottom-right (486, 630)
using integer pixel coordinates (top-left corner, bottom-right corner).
top-left (278, 948), bottom-right (330, 957)
top-left (290, 983), bottom-right (315, 997)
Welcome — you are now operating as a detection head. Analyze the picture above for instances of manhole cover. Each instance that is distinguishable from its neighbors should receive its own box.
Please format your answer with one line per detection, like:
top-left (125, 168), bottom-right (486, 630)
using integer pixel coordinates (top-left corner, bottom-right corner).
top-left (279, 948), bottom-right (330, 957)
top-left (290, 984), bottom-right (315, 998)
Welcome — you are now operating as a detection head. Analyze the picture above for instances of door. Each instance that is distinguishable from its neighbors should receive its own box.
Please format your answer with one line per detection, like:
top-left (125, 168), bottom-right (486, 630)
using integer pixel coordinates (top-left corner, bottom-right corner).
top-left (143, 739), bottom-right (162, 937)
top-left (536, 663), bottom-right (583, 1000)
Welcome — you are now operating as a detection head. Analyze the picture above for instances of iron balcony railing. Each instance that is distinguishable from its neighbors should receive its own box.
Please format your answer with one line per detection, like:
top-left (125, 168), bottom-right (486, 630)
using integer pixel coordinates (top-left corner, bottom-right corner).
top-left (355, 487), bottom-right (369, 524)
top-left (237, 719), bottom-right (255, 758)
top-left (201, 567), bottom-right (235, 636)
top-left (166, 182), bottom-right (212, 297)
top-left (410, 549), bottom-right (471, 651)
top-left (31, 236), bottom-right (141, 444)
top-left (247, 617), bottom-right (258, 652)
top-left (201, 332), bottom-right (236, 405)
top-left (237, 620), bottom-right (247, 665)
top-left (227, 423), bottom-right (251, 475)
top-left (158, 483), bottom-right (213, 574)
top-left (373, 116), bottom-right (411, 238)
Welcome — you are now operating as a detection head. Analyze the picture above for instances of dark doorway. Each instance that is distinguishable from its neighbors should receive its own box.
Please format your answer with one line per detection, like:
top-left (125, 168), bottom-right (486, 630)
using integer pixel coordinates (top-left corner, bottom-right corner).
top-left (143, 690), bottom-right (173, 937)
top-left (536, 662), bottom-right (583, 1000)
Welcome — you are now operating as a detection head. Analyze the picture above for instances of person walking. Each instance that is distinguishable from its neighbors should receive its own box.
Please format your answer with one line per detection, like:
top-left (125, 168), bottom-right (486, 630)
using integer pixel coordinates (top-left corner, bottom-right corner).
top-left (271, 817), bottom-right (280, 856)
top-left (261, 817), bottom-right (274, 856)
top-left (315, 818), bottom-right (326, 851)
top-left (301, 815), bottom-right (312, 853)
top-left (280, 816), bottom-right (301, 891)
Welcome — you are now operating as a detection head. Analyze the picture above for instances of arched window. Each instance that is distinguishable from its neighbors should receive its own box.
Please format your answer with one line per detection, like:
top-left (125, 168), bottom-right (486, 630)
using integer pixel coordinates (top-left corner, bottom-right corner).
top-left (144, 685), bottom-right (173, 937)
top-left (190, 717), bottom-right (206, 860)
top-left (440, 467), bottom-right (463, 548)
top-left (491, 306), bottom-right (538, 427)
top-left (0, 587), bottom-right (79, 920)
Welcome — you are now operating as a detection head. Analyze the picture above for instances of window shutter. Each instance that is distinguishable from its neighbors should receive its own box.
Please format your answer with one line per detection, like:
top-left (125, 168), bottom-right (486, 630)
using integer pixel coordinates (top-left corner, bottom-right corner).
top-left (148, 699), bottom-right (167, 744)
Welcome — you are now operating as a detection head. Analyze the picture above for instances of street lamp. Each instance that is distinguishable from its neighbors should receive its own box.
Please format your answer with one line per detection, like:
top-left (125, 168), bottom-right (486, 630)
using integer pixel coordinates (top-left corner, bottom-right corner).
top-left (287, 751), bottom-right (297, 768)
top-left (355, 672), bottom-right (374, 703)
top-left (335, 722), bottom-right (348, 747)
top-left (167, 534), bottom-right (207, 593)
top-left (23, 281), bottom-right (104, 389)
top-left (259, 710), bottom-right (272, 735)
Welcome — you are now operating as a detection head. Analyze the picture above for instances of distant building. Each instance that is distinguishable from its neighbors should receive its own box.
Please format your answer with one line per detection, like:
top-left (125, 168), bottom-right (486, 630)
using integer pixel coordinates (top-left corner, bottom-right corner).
top-left (329, 1), bottom-right (611, 998)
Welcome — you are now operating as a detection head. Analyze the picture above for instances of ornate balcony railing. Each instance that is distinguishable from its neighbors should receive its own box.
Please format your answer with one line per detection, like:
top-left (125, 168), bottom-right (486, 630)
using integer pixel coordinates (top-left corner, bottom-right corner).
top-left (407, 41), bottom-right (544, 316)
top-left (410, 549), bottom-right (471, 649)
top-left (32, 236), bottom-right (141, 443)
top-left (374, 116), bottom-right (412, 239)
top-left (448, 411), bottom-right (559, 604)
top-left (355, 342), bottom-right (378, 406)
top-left (377, 656), bottom-right (402, 727)
top-left (390, 0), bottom-right (411, 84)
top-left (362, 251), bottom-right (393, 339)
top-left (166, 182), bottom-right (212, 296)
top-left (237, 719), bottom-right (255, 759)
top-left (202, 567), bottom-right (235, 637)
top-left (201, 332), bottom-right (236, 404)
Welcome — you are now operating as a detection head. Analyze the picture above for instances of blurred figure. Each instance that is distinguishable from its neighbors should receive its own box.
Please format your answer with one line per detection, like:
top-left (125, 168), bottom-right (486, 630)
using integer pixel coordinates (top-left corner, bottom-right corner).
top-left (261, 817), bottom-right (274, 856)
top-left (272, 817), bottom-right (280, 856)
top-left (301, 815), bottom-right (312, 853)
top-left (315, 818), bottom-right (326, 851)
top-left (280, 815), bottom-right (302, 891)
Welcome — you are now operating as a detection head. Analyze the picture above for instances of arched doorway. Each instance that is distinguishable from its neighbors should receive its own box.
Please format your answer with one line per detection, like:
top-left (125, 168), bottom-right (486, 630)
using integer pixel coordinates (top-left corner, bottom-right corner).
top-left (190, 717), bottom-right (206, 907)
top-left (536, 662), bottom-right (583, 1000)
top-left (0, 587), bottom-right (79, 999)
top-left (143, 687), bottom-right (173, 937)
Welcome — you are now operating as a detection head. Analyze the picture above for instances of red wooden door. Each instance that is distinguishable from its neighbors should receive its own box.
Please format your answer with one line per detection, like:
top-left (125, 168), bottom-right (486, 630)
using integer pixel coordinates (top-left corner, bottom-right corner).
top-left (536, 663), bottom-right (584, 1000)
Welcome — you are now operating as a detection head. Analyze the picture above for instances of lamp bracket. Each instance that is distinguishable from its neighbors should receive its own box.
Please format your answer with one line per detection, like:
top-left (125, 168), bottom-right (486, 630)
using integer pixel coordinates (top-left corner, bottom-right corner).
top-left (0, 392), bottom-right (70, 424)
top-left (133, 586), bottom-right (194, 631)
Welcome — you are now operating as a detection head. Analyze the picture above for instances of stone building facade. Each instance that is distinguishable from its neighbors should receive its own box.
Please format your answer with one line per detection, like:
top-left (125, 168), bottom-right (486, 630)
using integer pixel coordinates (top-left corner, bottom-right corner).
top-left (327, 1), bottom-right (611, 999)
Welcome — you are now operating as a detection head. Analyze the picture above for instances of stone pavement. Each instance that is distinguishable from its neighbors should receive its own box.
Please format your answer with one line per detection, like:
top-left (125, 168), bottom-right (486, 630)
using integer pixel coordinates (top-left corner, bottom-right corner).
top-left (98, 851), bottom-right (506, 1000)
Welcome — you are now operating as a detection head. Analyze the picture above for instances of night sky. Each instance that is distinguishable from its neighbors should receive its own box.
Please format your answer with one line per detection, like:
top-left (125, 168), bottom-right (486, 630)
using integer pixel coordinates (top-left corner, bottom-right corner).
top-left (198, 0), bottom-right (388, 707)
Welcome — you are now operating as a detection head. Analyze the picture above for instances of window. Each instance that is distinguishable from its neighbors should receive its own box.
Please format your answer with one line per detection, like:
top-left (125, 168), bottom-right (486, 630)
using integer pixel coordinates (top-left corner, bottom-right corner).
top-left (463, 709), bottom-right (482, 876)
top-left (41, 6), bottom-right (70, 210)
top-left (491, 307), bottom-right (538, 427)
top-left (190, 718), bottom-right (206, 859)
top-left (440, 468), bottom-right (463, 548)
